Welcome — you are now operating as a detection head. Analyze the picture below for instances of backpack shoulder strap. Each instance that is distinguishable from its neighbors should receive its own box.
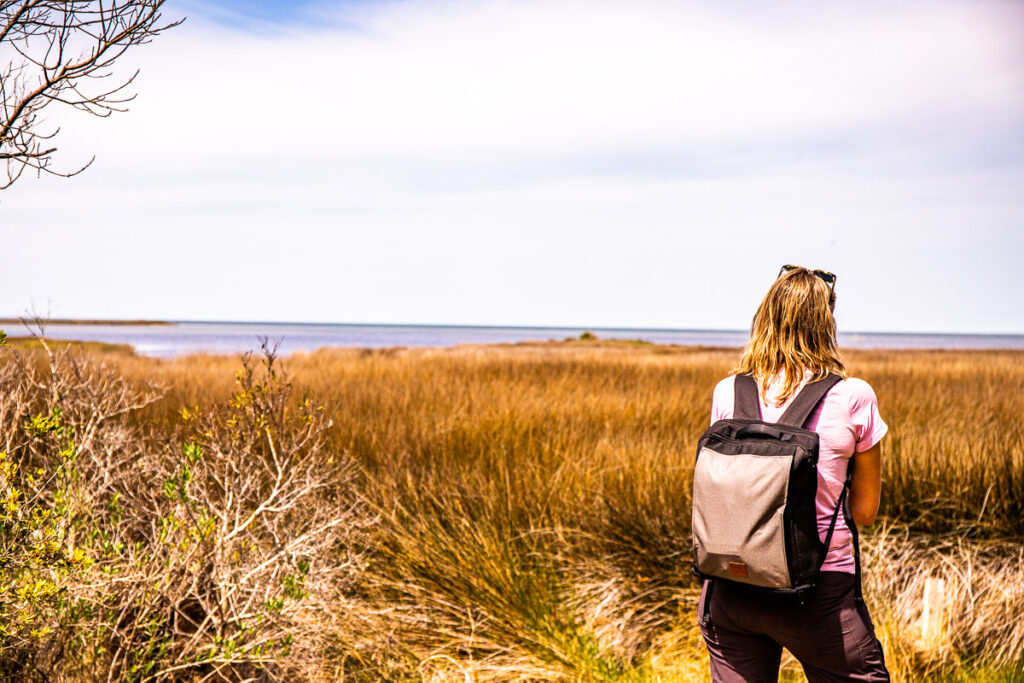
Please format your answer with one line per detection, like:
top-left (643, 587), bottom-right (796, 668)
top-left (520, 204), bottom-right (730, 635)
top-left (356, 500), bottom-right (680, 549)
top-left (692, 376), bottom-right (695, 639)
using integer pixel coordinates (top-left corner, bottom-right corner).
top-left (776, 373), bottom-right (843, 427)
top-left (733, 373), bottom-right (762, 420)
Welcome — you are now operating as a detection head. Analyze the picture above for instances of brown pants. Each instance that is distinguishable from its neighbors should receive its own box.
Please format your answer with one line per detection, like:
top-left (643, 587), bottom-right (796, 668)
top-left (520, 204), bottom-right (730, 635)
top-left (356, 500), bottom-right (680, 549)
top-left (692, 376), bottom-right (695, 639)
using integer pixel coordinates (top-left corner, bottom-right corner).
top-left (698, 572), bottom-right (890, 683)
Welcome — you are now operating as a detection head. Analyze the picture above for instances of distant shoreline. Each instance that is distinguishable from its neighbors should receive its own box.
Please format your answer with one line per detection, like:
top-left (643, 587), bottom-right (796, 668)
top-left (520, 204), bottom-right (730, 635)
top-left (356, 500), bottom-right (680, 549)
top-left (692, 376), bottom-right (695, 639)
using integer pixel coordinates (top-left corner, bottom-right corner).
top-left (0, 318), bottom-right (173, 326)
top-left (3, 322), bottom-right (1023, 358)
top-left (6, 336), bottom-right (1024, 361)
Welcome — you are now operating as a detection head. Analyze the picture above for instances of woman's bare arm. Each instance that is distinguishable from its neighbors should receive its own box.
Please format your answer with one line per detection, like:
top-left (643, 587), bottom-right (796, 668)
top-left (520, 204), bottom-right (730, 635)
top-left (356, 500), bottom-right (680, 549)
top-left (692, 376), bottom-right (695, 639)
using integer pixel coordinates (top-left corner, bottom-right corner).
top-left (849, 442), bottom-right (882, 527)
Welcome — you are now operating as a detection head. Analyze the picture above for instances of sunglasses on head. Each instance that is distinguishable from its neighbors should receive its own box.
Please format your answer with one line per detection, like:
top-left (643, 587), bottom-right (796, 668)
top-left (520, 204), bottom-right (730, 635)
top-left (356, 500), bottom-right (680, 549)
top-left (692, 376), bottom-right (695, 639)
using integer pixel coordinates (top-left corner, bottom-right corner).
top-left (777, 264), bottom-right (837, 291)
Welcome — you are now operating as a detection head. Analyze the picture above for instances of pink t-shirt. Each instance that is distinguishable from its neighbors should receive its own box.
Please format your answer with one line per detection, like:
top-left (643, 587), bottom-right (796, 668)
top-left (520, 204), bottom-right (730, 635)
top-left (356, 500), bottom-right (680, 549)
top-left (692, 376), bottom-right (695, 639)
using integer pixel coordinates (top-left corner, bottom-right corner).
top-left (709, 371), bottom-right (888, 573)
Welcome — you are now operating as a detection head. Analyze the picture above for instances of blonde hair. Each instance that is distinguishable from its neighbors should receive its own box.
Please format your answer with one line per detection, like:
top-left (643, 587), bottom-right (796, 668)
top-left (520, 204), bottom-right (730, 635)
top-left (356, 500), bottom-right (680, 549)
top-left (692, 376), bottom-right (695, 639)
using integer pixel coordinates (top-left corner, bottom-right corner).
top-left (734, 267), bottom-right (847, 406)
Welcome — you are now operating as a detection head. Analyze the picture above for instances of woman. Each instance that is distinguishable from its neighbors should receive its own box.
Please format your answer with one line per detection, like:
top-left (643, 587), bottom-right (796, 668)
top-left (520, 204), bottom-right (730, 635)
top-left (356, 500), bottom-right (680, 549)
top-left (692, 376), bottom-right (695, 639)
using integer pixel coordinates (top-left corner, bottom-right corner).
top-left (697, 265), bottom-right (890, 682)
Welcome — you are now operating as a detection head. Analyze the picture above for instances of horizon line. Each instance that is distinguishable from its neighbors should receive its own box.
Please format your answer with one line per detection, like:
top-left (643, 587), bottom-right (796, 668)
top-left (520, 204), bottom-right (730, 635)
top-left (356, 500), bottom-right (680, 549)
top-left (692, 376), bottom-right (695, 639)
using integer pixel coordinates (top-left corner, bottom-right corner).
top-left (2, 317), bottom-right (1023, 338)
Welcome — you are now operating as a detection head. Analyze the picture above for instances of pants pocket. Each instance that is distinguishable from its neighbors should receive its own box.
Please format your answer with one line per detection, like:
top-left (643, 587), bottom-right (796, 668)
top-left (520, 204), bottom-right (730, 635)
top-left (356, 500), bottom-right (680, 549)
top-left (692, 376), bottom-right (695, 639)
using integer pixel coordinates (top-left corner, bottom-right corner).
top-left (697, 580), bottom-right (712, 628)
top-left (838, 597), bottom-right (890, 681)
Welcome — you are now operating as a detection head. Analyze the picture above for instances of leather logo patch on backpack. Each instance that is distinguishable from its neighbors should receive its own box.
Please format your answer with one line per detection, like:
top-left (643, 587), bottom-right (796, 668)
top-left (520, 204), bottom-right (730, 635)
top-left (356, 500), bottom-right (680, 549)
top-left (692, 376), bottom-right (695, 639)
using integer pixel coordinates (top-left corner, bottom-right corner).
top-left (728, 561), bottom-right (749, 578)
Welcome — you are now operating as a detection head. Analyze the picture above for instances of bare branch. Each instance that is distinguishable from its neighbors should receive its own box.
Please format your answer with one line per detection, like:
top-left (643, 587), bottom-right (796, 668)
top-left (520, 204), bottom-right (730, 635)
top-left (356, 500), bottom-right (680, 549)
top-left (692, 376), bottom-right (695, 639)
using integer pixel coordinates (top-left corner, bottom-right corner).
top-left (0, 0), bottom-right (183, 188)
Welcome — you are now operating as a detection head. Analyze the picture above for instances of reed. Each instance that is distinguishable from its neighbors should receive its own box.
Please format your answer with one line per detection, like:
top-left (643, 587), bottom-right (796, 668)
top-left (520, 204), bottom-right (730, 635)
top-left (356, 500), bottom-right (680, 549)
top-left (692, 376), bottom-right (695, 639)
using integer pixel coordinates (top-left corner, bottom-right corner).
top-left (122, 342), bottom-right (1024, 538)
top-left (2, 339), bottom-right (1022, 681)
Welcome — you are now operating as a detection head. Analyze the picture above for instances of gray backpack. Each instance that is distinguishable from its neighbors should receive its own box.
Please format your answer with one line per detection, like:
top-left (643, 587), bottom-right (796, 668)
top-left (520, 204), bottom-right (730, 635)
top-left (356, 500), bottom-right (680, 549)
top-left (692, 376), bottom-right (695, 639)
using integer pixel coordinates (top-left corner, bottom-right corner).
top-left (691, 373), bottom-right (857, 597)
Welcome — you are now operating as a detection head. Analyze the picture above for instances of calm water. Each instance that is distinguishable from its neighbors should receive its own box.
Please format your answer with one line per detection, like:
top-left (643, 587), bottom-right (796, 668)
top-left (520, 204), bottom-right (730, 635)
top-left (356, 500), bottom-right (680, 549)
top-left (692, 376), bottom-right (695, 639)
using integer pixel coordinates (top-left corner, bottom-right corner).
top-left (8, 322), bottom-right (1024, 358)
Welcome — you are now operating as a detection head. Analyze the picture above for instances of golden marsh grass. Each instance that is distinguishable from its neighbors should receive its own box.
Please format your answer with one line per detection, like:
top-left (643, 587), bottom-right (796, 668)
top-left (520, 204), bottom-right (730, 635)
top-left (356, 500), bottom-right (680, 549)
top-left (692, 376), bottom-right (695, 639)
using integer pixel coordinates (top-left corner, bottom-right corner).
top-left (3, 338), bottom-right (1023, 681)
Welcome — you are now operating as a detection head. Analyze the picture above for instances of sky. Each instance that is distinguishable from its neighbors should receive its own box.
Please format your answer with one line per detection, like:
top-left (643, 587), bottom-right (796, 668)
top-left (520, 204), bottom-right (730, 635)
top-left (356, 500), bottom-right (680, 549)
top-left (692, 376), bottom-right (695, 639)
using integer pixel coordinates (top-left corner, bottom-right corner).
top-left (1, 0), bottom-right (1023, 333)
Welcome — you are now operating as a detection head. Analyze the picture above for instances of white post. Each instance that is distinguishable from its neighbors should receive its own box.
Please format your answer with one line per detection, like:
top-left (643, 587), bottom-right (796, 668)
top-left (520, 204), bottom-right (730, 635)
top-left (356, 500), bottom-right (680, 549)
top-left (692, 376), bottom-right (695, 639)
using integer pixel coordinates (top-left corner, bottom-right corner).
top-left (919, 577), bottom-right (947, 651)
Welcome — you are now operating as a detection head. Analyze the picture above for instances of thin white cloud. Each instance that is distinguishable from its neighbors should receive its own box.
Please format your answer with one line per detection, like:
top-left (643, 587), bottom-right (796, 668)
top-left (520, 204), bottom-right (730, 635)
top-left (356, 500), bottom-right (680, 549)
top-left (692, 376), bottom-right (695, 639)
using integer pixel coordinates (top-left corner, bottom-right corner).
top-left (44, 0), bottom-right (1024, 175)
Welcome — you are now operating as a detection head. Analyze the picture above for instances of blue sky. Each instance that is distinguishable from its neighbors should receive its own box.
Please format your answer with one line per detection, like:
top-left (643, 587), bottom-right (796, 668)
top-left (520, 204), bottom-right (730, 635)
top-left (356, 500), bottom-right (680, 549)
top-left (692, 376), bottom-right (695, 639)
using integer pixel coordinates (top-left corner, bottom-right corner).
top-left (183, 0), bottom-right (382, 28)
top-left (2, 0), bottom-right (1022, 333)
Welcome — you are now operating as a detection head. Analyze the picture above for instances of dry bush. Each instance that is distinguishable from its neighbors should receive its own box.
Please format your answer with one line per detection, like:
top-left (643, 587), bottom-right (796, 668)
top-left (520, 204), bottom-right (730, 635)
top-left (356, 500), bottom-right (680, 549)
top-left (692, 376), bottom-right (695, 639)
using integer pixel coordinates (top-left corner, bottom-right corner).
top-left (0, 336), bottom-right (162, 675)
top-left (0, 338), bottom-right (371, 681)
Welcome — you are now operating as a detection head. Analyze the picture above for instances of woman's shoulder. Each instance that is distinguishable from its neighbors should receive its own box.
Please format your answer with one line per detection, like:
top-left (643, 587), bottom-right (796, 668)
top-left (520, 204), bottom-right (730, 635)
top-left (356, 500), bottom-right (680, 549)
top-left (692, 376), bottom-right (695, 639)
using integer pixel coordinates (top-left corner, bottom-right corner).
top-left (712, 374), bottom-right (738, 402)
top-left (833, 376), bottom-right (880, 410)
top-left (833, 376), bottom-right (888, 449)
top-left (709, 375), bottom-right (737, 422)
top-left (714, 374), bottom-right (736, 392)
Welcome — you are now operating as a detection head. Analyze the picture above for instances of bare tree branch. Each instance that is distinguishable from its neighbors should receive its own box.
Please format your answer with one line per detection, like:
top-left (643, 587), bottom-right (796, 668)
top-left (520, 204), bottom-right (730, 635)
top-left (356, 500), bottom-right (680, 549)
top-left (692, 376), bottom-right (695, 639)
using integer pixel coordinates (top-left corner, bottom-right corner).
top-left (0, 0), bottom-right (182, 188)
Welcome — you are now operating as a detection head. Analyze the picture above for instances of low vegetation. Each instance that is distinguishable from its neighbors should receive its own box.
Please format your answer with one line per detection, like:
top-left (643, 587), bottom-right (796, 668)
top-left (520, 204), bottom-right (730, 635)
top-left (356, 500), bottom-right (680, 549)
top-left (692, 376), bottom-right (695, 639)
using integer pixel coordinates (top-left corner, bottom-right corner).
top-left (1, 336), bottom-right (1022, 681)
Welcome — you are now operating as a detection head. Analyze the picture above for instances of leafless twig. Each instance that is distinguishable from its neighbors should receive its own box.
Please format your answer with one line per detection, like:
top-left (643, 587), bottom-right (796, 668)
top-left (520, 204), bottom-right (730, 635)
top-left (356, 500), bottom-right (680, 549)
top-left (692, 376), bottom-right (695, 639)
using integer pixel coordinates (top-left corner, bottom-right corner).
top-left (1, 0), bottom-right (182, 188)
